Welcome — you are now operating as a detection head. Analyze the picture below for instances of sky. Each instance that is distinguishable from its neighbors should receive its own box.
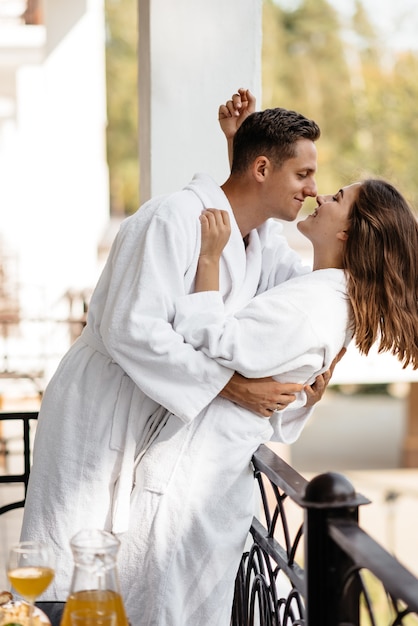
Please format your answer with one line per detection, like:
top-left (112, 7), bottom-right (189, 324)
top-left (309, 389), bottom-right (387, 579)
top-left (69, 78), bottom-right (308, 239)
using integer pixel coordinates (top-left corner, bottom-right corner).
top-left (275, 0), bottom-right (418, 51)
top-left (334, 0), bottom-right (418, 51)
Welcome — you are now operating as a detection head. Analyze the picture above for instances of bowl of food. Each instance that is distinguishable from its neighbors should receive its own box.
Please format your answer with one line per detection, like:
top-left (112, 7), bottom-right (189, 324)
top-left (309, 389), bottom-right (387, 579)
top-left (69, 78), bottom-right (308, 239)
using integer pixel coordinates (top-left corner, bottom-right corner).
top-left (0, 592), bottom-right (51, 626)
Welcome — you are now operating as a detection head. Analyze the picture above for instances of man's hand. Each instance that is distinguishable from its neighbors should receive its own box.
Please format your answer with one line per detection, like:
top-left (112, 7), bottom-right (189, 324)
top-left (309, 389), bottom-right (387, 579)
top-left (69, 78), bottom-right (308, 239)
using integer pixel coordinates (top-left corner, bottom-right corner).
top-left (218, 88), bottom-right (256, 140)
top-left (304, 347), bottom-right (346, 407)
top-left (220, 372), bottom-right (303, 418)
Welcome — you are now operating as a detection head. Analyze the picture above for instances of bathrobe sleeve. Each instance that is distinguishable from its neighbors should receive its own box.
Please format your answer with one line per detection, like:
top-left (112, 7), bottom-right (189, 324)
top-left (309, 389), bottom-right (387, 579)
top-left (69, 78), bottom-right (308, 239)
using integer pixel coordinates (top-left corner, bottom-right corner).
top-left (93, 197), bottom-right (234, 423)
top-left (174, 289), bottom-right (331, 381)
top-left (173, 271), bottom-right (349, 438)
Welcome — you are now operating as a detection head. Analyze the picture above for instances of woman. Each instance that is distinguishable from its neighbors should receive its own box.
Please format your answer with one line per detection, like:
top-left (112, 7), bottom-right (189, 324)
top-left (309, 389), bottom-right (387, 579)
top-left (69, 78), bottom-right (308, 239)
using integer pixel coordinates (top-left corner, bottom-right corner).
top-left (174, 180), bottom-right (418, 441)
top-left (177, 179), bottom-right (418, 382)
top-left (118, 179), bottom-right (418, 626)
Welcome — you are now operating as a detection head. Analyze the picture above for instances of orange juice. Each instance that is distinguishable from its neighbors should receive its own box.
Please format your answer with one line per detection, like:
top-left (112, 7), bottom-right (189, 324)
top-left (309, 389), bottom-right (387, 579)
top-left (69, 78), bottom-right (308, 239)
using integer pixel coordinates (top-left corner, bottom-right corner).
top-left (8, 566), bottom-right (55, 600)
top-left (60, 590), bottom-right (128, 626)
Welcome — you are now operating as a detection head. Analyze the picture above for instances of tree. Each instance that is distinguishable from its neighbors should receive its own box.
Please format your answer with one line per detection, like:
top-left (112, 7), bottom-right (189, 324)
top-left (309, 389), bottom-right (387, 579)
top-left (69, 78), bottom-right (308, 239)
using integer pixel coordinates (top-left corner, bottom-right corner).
top-left (262, 0), bottom-right (418, 211)
top-left (105, 0), bottom-right (139, 215)
top-left (104, 0), bottom-right (418, 215)
top-left (263, 0), bottom-right (357, 195)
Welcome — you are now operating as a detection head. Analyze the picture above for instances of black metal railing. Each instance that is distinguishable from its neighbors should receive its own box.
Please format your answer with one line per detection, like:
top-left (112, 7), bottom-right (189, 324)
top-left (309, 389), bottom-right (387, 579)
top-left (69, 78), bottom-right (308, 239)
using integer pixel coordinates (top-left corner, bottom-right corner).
top-left (0, 411), bottom-right (38, 515)
top-left (1, 413), bottom-right (418, 624)
top-left (232, 444), bottom-right (418, 625)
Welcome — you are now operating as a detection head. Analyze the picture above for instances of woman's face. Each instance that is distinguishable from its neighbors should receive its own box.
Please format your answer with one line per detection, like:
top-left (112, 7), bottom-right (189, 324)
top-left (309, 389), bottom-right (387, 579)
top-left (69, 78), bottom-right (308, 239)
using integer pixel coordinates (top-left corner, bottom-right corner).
top-left (297, 182), bottom-right (361, 246)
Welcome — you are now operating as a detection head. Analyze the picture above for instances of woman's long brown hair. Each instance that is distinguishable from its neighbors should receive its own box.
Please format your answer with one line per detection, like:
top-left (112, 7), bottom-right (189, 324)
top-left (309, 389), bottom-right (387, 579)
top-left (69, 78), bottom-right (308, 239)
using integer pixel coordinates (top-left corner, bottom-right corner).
top-left (343, 179), bottom-right (418, 369)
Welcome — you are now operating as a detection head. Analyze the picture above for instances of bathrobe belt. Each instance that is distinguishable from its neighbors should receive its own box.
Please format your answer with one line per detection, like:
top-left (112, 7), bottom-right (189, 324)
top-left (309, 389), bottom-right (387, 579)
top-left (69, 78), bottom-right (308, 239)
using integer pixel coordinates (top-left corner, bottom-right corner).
top-left (79, 326), bottom-right (167, 534)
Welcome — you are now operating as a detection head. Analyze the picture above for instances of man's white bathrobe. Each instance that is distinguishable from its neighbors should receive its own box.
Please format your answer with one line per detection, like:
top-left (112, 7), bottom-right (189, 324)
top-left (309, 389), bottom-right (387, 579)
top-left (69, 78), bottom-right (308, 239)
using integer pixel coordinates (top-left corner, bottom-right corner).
top-left (115, 269), bottom-right (352, 626)
top-left (20, 173), bottom-right (310, 610)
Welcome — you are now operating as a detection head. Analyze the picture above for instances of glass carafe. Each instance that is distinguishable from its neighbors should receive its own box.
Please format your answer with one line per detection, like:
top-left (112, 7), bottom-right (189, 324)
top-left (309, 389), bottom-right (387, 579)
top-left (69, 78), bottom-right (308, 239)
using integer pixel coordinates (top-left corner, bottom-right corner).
top-left (60, 529), bottom-right (129, 626)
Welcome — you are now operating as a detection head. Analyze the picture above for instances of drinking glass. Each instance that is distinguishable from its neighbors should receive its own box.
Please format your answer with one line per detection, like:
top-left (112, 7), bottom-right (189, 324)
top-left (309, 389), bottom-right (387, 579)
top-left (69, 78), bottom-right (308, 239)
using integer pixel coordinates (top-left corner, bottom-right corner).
top-left (7, 541), bottom-right (55, 625)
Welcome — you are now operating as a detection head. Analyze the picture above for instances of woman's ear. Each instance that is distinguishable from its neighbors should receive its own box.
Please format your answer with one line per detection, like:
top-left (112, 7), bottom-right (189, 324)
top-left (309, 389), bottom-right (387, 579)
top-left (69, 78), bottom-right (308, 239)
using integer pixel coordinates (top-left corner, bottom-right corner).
top-left (337, 229), bottom-right (349, 242)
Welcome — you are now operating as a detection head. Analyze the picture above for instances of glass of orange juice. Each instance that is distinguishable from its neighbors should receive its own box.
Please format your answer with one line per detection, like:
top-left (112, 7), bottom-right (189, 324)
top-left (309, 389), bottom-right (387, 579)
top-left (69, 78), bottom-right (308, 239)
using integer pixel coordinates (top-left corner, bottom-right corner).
top-left (7, 540), bottom-right (55, 625)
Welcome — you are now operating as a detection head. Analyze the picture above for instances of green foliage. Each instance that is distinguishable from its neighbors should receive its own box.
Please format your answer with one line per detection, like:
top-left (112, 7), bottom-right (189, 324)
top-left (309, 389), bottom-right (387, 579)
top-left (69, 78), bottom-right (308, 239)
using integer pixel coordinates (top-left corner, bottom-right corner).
top-left (262, 0), bottom-right (418, 212)
top-left (104, 0), bottom-right (418, 216)
top-left (105, 0), bottom-right (139, 215)
top-left (359, 569), bottom-right (418, 623)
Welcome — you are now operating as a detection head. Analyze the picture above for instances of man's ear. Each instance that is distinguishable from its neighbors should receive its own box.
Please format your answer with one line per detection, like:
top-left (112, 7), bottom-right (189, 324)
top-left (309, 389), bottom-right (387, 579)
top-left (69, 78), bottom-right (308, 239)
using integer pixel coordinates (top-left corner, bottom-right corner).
top-left (252, 156), bottom-right (270, 182)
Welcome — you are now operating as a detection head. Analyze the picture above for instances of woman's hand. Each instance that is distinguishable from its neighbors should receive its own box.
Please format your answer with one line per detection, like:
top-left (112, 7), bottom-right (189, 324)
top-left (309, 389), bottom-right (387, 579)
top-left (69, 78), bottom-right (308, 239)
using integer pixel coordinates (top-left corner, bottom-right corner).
top-left (219, 88), bottom-right (256, 168)
top-left (304, 347), bottom-right (346, 407)
top-left (195, 209), bottom-right (231, 293)
top-left (199, 209), bottom-right (231, 259)
top-left (218, 88), bottom-right (256, 140)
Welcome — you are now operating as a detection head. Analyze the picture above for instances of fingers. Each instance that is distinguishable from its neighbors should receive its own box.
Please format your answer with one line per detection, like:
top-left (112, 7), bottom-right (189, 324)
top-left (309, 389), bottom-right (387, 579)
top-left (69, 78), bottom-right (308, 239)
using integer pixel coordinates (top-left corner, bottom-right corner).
top-left (314, 374), bottom-right (326, 392)
top-left (276, 393), bottom-right (298, 407)
top-left (220, 374), bottom-right (303, 418)
top-left (231, 90), bottom-right (245, 112)
top-left (200, 209), bottom-right (230, 229)
top-left (305, 348), bottom-right (345, 408)
top-left (238, 88), bottom-right (256, 114)
top-left (218, 100), bottom-right (241, 119)
top-left (304, 385), bottom-right (316, 408)
top-left (218, 88), bottom-right (256, 119)
top-left (262, 398), bottom-right (294, 418)
top-left (261, 405), bottom-right (283, 418)
top-left (304, 374), bottom-right (327, 408)
top-left (218, 103), bottom-right (237, 120)
top-left (321, 369), bottom-right (331, 386)
top-left (218, 94), bottom-right (241, 119)
top-left (258, 388), bottom-right (301, 417)
top-left (199, 209), bottom-right (231, 254)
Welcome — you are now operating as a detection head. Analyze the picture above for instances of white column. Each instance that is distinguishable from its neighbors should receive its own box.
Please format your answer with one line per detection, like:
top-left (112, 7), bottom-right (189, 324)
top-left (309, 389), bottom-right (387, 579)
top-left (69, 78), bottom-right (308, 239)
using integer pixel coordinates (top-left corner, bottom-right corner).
top-left (138, 0), bottom-right (262, 202)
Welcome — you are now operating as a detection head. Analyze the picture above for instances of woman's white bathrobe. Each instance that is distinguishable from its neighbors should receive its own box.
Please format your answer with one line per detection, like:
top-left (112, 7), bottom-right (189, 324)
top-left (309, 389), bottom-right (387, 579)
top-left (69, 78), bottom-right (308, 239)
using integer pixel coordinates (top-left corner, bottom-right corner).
top-left (20, 173), bottom-right (310, 608)
top-left (115, 269), bottom-right (352, 626)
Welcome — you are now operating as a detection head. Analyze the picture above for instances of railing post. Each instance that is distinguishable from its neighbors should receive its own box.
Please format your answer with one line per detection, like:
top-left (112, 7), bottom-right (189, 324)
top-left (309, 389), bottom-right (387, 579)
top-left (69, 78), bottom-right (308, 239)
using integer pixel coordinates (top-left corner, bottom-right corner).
top-left (301, 472), bottom-right (370, 626)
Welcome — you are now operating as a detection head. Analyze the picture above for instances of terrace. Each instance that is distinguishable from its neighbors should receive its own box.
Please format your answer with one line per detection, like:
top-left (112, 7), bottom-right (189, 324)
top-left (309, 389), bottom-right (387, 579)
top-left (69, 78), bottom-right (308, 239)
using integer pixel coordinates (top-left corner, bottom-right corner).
top-left (1, 408), bottom-right (418, 625)
top-left (1, 1), bottom-right (418, 623)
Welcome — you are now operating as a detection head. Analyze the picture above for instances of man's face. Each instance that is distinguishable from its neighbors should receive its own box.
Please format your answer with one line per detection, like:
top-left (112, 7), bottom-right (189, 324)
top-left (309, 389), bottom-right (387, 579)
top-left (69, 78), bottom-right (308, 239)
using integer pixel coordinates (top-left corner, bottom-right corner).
top-left (263, 138), bottom-right (318, 222)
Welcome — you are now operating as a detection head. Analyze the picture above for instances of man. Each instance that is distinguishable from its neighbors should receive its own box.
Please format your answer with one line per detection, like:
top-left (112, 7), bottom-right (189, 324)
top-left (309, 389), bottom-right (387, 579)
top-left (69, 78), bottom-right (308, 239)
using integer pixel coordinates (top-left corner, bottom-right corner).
top-left (21, 92), bottom-right (326, 607)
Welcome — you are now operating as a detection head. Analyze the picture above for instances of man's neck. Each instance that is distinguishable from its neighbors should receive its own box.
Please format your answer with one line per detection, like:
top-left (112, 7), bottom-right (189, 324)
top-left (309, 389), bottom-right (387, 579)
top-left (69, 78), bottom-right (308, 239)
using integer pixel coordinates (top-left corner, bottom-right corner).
top-left (221, 177), bottom-right (264, 238)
